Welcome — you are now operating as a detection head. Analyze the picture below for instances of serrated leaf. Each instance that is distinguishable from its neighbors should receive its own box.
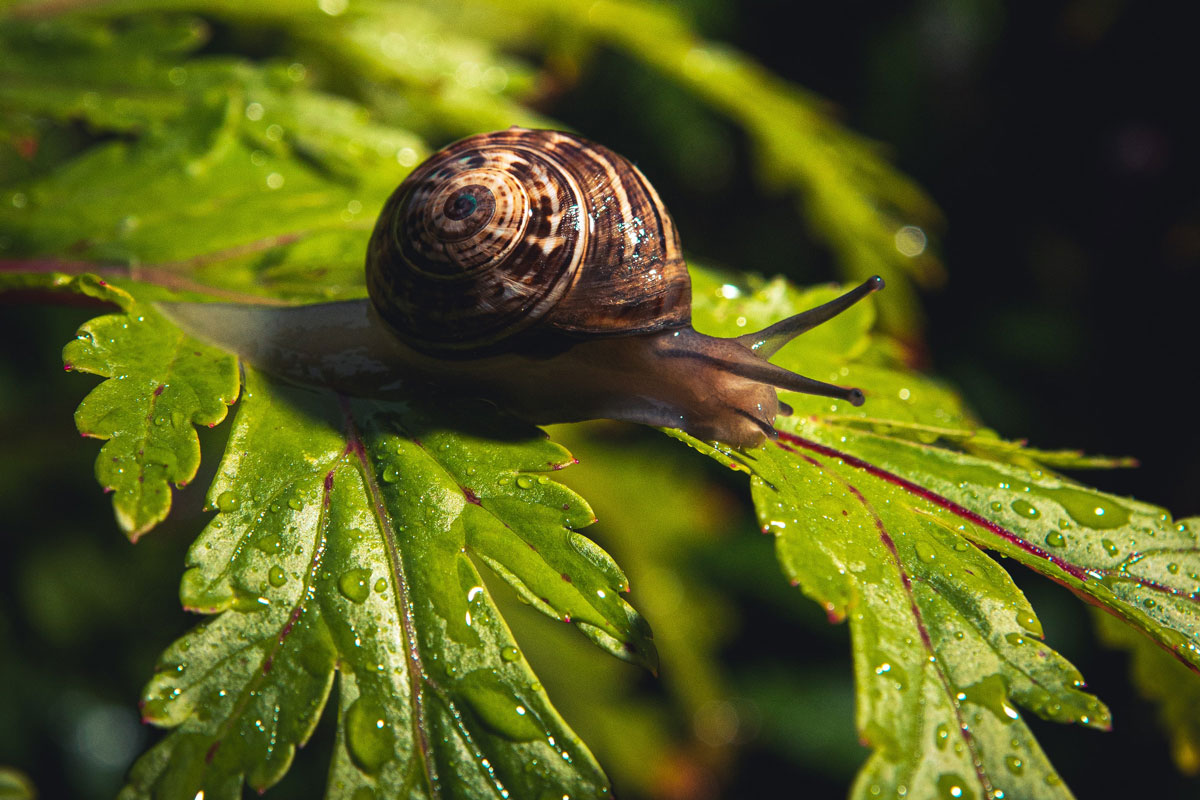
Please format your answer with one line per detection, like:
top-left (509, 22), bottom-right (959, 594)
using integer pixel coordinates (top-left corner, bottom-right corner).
top-left (676, 270), bottom-right (1200, 798)
top-left (61, 298), bottom-right (238, 538)
top-left (122, 368), bottom-right (647, 798)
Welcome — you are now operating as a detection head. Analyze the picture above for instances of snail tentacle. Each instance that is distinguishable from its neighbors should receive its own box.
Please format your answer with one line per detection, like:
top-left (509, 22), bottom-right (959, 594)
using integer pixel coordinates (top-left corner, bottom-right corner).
top-left (736, 275), bottom-right (885, 357)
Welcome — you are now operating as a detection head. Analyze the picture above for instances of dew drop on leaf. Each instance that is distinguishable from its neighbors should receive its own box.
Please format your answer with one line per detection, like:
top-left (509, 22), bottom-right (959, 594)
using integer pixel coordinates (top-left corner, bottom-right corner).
top-left (1044, 531), bottom-right (1066, 548)
top-left (1015, 611), bottom-right (1043, 637)
top-left (1101, 538), bottom-right (1119, 557)
top-left (344, 697), bottom-right (393, 774)
top-left (216, 490), bottom-right (240, 512)
top-left (457, 669), bottom-right (542, 741)
top-left (958, 674), bottom-right (1019, 723)
top-left (1005, 756), bottom-right (1024, 775)
top-left (516, 475), bottom-right (535, 489)
top-left (500, 646), bottom-right (520, 663)
top-left (1009, 499), bottom-right (1039, 519)
top-left (934, 722), bottom-right (950, 750)
top-left (338, 569), bottom-right (372, 603)
top-left (268, 566), bottom-right (287, 587)
top-left (936, 773), bottom-right (974, 800)
top-left (255, 533), bottom-right (283, 553)
top-left (1042, 487), bottom-right (1131, 529)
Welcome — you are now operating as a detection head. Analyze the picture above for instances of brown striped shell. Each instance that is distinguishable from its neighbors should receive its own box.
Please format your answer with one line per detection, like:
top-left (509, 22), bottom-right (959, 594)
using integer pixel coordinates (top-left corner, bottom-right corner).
top-left (366, 127), bottom-right (692, 355)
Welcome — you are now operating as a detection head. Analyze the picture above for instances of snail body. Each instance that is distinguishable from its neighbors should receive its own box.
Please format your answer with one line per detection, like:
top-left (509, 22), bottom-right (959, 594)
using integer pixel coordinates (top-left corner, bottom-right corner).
top-left (161, 128), bottom-right (882, 448)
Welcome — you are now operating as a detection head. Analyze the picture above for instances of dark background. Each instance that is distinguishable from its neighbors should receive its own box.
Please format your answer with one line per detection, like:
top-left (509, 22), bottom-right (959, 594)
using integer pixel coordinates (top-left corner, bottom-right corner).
top-left (2, 1), bottom-right (1197, 797)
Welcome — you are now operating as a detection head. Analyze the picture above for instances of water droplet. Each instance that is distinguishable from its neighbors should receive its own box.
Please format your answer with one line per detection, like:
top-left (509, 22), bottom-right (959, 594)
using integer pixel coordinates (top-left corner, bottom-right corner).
top-left (1101, 538), bottom-right (1119, 557)
top-left (989, 502), bottom-right (1003, 513)
top-left (1004, 632), bottom-right (1024, 646)
top-left (374, 578), bottom-right (388, 593)
top-left (345, 697), bottom-right (392, 774)
top-left (500, 646), bottom-right (520, 663)
top-left (268, 566), bottom-right (287, 587)
top-left (287, 496), bottom-right (303, 510)
top-left (1167, 562), bottom-right (1180, 574)
top-left (255, 533), bottom-right (283, 553)
top-left (958, 674), bottom-right (1019, 723)
top-left (516, 475), bottom-right (535, 489)
top-left (1005, 756), bottom-right (1024, 775)
top-left (915, 542), bottom-right (937, 564)
top-left (954, 541), bottom-right (970, 552)
top-left (216, 491), bottom-right (240, 512)
top-left (1016, 611), bottom-right (1042, 637)
top-left (1044, 531), bottom-right (1066, 548)
top-left (338, 569), bottom-right (372, 603)
top-left (1043, 487), bottom-right (1131, 529)
top-left (935, 722), bottom-right (950, 750)
top-left (382, 465), bottom-right (400, 483)
top-left (937, 773), bottom-right (974, 800)
top-left (1044, 773), bottom-right (1062, 787)
top-left (1010, 499), bottom-right (1039, 519)
top-left (458, 669), bottom-right (542, 741)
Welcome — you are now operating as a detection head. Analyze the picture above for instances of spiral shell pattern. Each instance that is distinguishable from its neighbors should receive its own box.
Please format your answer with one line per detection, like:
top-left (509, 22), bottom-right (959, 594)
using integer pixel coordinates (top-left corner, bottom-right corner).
top-left (366, 127), bottom-right (691, 355)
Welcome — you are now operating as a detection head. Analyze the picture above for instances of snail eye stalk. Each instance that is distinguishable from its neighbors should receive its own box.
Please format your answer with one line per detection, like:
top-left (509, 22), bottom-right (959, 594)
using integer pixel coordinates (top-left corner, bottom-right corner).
top-left (736, 275), bottom-right (885, 358)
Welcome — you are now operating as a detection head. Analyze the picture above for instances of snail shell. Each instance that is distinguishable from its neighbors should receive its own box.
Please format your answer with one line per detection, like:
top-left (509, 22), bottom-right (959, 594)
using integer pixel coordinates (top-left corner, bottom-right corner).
top-left (159, 127), bottom-right (882, 448)
top-left (367, 128), bottom-right (690, 355)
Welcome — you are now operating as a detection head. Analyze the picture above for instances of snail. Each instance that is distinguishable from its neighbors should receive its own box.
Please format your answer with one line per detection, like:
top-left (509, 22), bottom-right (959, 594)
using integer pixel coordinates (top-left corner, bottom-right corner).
top-left (161, 127), bottom-right (883, 448)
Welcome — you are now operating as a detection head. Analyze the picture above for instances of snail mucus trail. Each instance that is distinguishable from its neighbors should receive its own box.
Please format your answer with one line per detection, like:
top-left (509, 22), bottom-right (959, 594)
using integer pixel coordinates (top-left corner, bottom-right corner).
top-left (160, 128), bottom-right (884, 449)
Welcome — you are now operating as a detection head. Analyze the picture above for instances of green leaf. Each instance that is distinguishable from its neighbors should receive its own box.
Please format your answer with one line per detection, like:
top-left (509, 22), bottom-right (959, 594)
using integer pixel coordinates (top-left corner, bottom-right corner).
top-left (122, 368), bottom-right (646, 798)
top-left (0, 15), bottom-right (204, 133)
top-left (675, 272), bottom-right (1200, 799)
top-left (61, 298), bottom-right (239, 538)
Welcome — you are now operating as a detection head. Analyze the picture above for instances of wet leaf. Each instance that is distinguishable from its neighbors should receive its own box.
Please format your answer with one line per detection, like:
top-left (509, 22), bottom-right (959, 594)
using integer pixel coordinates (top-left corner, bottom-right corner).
top-left (48, 278), bottom-right (239, 538)
top-left (122, 369), bottom-right (642, 798)
top-left (673, 273), bottom-right (1200, 799)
